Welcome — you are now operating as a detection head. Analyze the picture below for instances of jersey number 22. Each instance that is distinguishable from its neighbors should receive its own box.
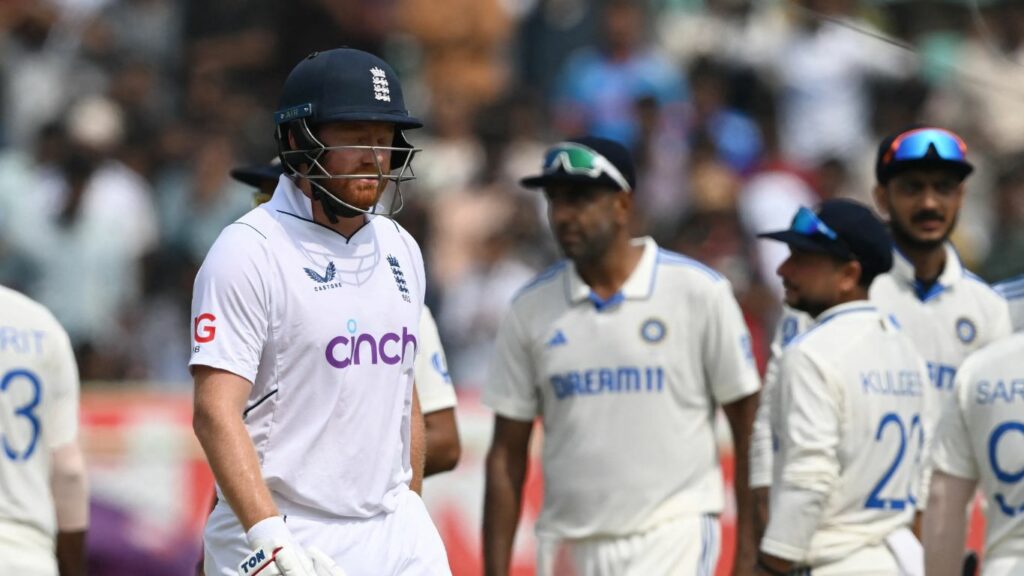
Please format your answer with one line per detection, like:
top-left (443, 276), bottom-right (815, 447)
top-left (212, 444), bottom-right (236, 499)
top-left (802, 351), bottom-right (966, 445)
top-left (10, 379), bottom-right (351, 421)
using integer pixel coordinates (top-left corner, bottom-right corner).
top-left (865, 412), bottom-right (922, 510)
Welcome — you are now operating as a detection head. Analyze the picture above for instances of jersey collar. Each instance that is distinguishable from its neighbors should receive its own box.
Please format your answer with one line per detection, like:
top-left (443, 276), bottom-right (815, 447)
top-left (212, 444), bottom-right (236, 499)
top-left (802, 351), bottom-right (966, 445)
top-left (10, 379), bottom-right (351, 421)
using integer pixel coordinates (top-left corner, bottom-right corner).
top-left (565, 237), bottom-right (658, 309)
top-left (267, 174), bottom-right (316, 220)
top-left (889, 242), bottom-right (964, 301)
top-left (814, 300), bottom-right (877, 326)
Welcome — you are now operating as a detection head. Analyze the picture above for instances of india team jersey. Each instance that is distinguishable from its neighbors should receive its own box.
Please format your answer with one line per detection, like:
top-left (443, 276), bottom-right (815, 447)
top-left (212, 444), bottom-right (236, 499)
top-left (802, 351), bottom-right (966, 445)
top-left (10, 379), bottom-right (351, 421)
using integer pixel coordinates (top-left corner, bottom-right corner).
top-left (751, 244), bottom-right (1012, 490)
top-left (190, 176), bottom-right (424, 519)
top-left (0, 286), bottom-right (79, 555)
top-left (762, 303), bottom-right (928, 566)
top-left (871, 245), bottom-right (1011, 395)
top-left (416, 307), bottom-right (457, 414)
top-left (930, 333), bottom-right (1024, 568)
top-left (484, 237), bottom-right (760, 539)
top-left (993, 275), bottom-right (1024, 333)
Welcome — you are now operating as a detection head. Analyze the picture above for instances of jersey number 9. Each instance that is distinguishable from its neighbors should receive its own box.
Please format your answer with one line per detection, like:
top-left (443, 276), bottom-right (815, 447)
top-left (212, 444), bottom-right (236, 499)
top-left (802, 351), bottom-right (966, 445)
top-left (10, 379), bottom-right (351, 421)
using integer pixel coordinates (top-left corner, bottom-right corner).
top-left (989, 421), bottom-right (1024, 517)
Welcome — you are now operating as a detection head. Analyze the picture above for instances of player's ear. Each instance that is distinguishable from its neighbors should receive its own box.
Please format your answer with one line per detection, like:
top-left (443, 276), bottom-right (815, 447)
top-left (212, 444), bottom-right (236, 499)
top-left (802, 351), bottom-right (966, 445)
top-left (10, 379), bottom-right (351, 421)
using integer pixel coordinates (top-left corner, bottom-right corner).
top-left (615, 189), bottom-right (633, 218)
top-left (839, 259), bottom-right (863, 294)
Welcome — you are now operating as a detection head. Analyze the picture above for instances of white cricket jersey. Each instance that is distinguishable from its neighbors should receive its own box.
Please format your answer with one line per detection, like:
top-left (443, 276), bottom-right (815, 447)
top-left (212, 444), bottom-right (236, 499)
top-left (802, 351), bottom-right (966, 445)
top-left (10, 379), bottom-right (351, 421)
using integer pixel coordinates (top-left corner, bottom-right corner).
top-left (930, 333), bottom-right (1024, 565)
top-left (750, 310), bottom-right (805, 489)
top-left (484, 237), bottom-right (760, 539)
top-left (751, 244), bottom-right (1013, 491)
top-left (762, 302), bottom-right (928, 566)
top-left (993, 275), bottom-right (1024, 333)
top-left (190, 176), bottom-right (425, 519)
top-left (415, 307), bottom-right (457, 415)
top-left (0, 286), bottom-right (79, 556)
top-left (872, 245), bottom-right (1012, 396)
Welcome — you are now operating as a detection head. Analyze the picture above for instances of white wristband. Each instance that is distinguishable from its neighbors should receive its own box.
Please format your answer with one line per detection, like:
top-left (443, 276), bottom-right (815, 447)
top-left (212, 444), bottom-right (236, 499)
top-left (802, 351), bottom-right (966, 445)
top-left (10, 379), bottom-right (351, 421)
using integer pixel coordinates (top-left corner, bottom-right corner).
top-left (246, 515), bottom-right (291, 547)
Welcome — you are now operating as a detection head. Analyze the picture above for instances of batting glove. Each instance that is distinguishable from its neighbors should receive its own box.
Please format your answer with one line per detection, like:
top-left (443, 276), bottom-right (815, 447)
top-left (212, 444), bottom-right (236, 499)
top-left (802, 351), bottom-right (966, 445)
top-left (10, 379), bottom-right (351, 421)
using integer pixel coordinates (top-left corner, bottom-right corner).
top-left (237, 516), bottom-right (347, 576)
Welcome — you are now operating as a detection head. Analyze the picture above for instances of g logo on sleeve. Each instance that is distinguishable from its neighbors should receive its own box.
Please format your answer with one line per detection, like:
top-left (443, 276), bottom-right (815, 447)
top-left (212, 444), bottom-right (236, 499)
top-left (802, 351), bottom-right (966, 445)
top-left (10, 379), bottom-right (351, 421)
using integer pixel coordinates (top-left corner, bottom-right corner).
top-left (194, 313), bottom-right (217, 344)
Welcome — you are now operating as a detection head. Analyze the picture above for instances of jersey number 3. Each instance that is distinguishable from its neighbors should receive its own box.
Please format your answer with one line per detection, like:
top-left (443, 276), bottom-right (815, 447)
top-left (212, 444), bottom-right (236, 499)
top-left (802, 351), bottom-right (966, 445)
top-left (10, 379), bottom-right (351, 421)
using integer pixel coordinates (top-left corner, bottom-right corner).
top-left (865, 412), bottom-right (922, 510)
top-left (1, 368), bottom-right (42, 461)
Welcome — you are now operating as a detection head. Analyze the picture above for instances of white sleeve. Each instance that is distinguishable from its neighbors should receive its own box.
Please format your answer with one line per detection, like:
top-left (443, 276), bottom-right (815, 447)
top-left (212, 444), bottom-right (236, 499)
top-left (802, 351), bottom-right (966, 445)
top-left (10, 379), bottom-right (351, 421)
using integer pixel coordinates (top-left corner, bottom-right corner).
top-left (916, 354), bottom-right (944, 510)
top-left (46, 319), bottom-right (80, 448)
top-left (751, 311), bottom-right (808, 488)
top-left (750, 354), bottom-right (778, 489)
top-left (188, 225), bottom-right (271, 383)
top-left (761, 348), bottom-right (840, 561)
top-left (703, 281), bottom-right (761, 404)
top-left (415, 307), bottom-right (457, 414)
top-left (482, 305), bottom-right (538, 422)
top-left (928, 368), bottom-right (979, 482)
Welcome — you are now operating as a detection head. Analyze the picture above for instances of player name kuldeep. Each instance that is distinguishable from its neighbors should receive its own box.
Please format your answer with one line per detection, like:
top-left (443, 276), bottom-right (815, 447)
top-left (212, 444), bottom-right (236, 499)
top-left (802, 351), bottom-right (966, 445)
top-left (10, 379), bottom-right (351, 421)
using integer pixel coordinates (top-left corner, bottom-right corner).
top-left (859, 369), bottom-right (924, 397)
top-left (975, 379), bottom-right (1024, 405)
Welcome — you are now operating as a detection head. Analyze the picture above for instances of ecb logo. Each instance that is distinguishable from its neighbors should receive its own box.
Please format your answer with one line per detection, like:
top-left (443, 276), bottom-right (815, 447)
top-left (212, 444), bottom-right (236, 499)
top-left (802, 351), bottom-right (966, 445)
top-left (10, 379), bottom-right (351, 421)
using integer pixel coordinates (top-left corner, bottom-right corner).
top-left (640, 318), bottom-right (666, 343)
top-left (956, 317), bottom-right (977, 344)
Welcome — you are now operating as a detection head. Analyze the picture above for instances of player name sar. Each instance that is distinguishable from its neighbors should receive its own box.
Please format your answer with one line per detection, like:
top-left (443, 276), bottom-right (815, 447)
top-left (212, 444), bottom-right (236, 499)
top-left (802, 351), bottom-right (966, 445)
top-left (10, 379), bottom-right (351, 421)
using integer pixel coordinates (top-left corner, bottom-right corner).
top-left (974, 379), bottom-right (1024, 405)
top-left (550, 366), bottom-right (665, 399)
top-left (859, 369), bottom-right (924, 397)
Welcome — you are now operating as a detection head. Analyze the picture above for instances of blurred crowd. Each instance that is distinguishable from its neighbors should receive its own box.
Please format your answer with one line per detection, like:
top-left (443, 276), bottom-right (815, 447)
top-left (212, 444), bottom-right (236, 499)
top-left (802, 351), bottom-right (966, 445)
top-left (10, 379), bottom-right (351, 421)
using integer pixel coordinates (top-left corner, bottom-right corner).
top-left (1, 0), bottom-right (1023, 388)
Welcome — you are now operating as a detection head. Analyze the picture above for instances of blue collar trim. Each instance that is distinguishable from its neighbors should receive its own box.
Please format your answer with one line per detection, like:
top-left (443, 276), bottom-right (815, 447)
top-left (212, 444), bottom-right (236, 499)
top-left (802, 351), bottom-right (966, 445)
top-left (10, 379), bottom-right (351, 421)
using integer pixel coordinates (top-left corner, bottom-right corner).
top-left (588, 290), bottom-right (625, 311)
top-left (912, 279), bottom-right (945, 302)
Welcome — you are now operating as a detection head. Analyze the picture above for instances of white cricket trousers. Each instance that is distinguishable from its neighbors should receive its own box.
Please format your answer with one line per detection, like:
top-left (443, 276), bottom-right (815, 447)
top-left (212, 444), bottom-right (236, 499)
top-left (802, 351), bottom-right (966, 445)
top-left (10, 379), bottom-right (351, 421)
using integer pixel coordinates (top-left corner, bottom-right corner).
top-left (536, 514), bottom-right (720, 576)
top-left (983, 555), bottom-right (1024, 576)
top-left (204, 489), bottom-right (451, 576)
top-left (810, 543), bottom-right (902, 575)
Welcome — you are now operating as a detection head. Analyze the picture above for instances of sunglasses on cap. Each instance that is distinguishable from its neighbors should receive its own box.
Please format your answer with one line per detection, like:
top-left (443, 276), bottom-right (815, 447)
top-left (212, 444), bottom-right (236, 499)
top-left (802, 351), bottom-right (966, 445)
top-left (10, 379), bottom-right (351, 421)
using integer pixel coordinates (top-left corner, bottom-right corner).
top-left (790, 206), bottom-right (853, 258)
top-left (882, 128), bottom-right (967, 166)
top-left (543, 143), bottom-right (632, 192)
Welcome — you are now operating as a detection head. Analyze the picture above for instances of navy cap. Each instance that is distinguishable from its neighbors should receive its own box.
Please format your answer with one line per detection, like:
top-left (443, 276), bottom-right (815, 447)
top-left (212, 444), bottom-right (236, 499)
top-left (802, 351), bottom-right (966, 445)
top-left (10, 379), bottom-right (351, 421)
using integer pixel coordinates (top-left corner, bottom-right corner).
top-left (759, 199), bottom-right (893, 284)
top-left (230, 159), bottom-right (284, 188)
top-left (275, 48), bottom-right (422, 130)
top-left (520, 136), bottom-right (637, 192)
top-left (875, 125), bottom-right (973, 184)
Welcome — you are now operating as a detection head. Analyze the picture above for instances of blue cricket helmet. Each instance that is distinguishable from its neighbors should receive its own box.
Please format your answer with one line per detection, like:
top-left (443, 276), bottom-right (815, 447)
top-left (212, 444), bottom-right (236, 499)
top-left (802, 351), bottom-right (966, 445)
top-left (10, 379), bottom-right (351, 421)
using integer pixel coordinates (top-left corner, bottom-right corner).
top-left (274, 48), bottom-right (422, 218)
top-left (275, 48), bottom-right (422, 131)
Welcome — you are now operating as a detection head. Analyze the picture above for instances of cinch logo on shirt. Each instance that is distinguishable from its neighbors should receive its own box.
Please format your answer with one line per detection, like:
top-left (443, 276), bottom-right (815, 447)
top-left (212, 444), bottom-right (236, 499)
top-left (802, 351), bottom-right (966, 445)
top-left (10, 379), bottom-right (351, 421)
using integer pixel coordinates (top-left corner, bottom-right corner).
top-left (324, 319), bottom-right (417, 369)
top-left (550, 366), bottom-right (665, 400)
